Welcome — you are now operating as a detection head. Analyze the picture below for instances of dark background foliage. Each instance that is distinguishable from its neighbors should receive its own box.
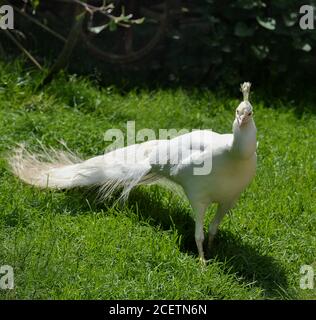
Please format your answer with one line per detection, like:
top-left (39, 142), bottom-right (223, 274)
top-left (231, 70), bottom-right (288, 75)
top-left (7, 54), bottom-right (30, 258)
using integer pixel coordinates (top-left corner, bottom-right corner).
top-left (1, 0), bottom-right (316, 100)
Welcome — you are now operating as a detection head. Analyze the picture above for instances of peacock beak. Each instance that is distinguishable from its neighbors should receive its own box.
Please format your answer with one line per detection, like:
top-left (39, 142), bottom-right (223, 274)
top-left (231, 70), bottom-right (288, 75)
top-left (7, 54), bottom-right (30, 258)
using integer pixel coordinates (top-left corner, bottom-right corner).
top-left (237, 115), bottom-right (246, 127)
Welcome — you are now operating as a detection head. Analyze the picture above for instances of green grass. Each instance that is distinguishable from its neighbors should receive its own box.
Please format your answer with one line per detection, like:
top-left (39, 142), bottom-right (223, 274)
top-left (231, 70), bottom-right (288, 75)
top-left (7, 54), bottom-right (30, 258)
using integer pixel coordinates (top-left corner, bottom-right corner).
top-left (0, 60), bottom-right (315, 299)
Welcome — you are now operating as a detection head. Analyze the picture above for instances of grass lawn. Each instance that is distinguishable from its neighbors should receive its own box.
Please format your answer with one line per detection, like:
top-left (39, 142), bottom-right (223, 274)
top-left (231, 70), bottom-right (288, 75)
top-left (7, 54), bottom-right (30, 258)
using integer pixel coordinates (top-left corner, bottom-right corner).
top-left (0, 61), bottom-right (315, 299)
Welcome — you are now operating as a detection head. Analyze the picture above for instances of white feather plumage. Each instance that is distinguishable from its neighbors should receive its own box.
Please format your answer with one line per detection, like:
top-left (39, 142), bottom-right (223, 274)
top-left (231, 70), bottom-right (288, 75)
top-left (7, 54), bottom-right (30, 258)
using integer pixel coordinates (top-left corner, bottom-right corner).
top-left (8, 82), bottom-right (257, 261)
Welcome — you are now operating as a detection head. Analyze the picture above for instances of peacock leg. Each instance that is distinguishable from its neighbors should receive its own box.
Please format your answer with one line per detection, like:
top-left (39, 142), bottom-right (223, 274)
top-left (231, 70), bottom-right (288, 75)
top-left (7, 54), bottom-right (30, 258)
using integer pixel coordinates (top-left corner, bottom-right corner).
top-left (207, 201), bottom-right (235, 253)
top-left (192, 202), bottom-right (209, 263)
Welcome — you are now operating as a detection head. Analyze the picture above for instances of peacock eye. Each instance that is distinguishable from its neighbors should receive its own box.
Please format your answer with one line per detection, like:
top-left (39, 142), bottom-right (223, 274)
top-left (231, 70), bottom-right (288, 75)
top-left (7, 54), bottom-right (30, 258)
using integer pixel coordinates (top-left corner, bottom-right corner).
top-left (248, 112), bottom-right (252, 116)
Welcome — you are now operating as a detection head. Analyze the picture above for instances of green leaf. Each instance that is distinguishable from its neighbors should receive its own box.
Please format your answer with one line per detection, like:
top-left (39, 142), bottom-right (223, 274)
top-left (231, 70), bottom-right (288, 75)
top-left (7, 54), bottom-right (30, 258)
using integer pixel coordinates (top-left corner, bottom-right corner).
top-left (88, 24), bottom-right (108, 34)
top-left (234, 0), bottom-right (266, 10)
top-left (251, 45), bottom-right (270, 59)
top-left (302, 44), bottom-right (312, 52)
top-left (109, 20), bottom-right (118, 32)
top-left (282, 13), bottom-right (298, 27)
top-left (256, 17), bottom-right (276, 30)
top-left (133, 17), bottom-right (145, 25)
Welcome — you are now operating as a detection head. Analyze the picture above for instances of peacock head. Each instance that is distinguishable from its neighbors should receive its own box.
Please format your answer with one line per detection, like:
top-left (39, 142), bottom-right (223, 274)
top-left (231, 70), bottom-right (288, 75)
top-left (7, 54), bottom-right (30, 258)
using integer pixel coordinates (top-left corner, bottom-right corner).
top-left (235, 82), bottom-right (253, 127)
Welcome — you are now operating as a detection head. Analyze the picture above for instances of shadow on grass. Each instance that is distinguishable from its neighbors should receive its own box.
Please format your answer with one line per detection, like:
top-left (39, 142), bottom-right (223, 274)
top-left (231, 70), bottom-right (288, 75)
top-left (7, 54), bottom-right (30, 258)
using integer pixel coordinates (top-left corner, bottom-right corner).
top-left (60, 186), bottom-right (290, 299)
top-left (127, 188), bottom-right (197, 255)
top-left (210, 230), bottom-right (291, 299)
top-left (128, 189), bottom-right (290, 299)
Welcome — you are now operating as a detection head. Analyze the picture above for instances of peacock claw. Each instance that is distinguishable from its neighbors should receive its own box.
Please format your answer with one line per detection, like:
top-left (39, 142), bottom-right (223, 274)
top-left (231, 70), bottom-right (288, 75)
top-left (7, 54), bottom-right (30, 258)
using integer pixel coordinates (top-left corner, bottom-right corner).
top-left (199, 256), bottom-right (207, 266)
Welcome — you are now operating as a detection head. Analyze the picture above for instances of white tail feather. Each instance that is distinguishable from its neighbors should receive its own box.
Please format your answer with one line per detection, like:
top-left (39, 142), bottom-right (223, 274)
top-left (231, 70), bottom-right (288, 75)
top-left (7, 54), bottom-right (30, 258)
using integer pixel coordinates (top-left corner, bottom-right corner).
top-left (8, 142), bottom-right (159, 202)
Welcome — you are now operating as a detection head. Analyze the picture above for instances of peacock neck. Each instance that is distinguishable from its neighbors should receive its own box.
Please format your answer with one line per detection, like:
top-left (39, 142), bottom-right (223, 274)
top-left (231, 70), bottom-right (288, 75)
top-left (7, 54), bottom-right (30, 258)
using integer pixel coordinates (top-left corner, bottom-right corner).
top-left (231, 118), bottom-right (257, 160)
